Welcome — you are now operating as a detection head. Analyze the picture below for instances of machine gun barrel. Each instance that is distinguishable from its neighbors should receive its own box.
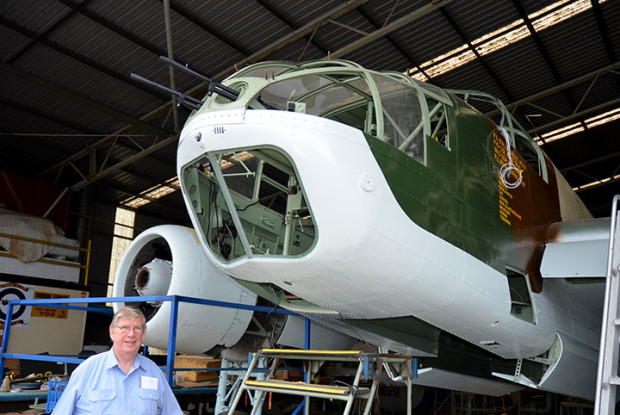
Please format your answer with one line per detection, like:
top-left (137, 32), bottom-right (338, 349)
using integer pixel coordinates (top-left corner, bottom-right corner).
top-left (158, 56), bottom-right (239, 102)
top-left (130, 73), bottom-right (203, 110)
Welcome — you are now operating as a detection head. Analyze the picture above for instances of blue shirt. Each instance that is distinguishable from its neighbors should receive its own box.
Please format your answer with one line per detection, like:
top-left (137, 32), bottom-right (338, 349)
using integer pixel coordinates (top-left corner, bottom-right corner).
top-left (51, 349), bottom-right (183, 415)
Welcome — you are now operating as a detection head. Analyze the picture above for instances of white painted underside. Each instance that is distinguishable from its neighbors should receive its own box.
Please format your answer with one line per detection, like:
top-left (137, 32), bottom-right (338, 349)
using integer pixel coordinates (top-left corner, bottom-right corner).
top-left (178, 109), bottom-right (600, 360)
top-left (493, 332), bottom-right (598, 401)
top-left (414, 368), bottom-right (523, 396)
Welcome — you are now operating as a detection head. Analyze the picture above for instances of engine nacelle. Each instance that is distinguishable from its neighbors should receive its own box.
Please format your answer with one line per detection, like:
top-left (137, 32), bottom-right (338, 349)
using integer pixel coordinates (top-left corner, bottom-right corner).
top-left (112, 225), bottom-right (257, 354)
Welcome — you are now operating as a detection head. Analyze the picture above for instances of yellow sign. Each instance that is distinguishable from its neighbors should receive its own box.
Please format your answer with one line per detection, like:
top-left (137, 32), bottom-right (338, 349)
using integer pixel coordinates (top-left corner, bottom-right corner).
top-left (493, 130), bottom-right (524, 226)
top-left (32, 292), bottom-right (70, 319)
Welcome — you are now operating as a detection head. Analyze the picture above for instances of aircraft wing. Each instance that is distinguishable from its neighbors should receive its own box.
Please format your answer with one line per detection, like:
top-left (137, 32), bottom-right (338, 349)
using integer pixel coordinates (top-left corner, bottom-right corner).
top-left (541, 217), bottom-right (610, 279)
top-left (540, 217), bottom-right (609, 318)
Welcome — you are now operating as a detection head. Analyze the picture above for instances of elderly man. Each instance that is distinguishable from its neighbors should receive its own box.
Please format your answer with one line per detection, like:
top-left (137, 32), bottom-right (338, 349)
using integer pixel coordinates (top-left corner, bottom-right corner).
top-left (52, 306), bottom-right (182, 414)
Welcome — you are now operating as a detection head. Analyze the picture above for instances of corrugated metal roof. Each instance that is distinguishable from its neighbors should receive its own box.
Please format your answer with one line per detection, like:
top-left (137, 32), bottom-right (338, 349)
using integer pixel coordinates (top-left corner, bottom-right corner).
top-left (1, 0), bottom-right (619, 221)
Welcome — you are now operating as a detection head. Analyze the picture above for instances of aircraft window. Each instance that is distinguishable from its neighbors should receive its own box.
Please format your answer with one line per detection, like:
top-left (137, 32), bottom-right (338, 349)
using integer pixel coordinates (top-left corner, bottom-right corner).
top-left (514, 131), bottom-right (542, 176)
top-left (256, 73), bottom-right (374, 132)
top-left (321, 78), bottom-right (374, 133)
top-left (305, 86), bottom-right (364, 116)
top-left (327, 102), bottom-right (370, 133)
top-left (417, 81), bottom-right (451, 102)
top-left (233, 66), bottom-right (292, 79)
top-left (216, 151), bottom-right (261, 200)
top-left (427, 98), bottom-right (449, 148)
top-left (373, 75), bottom-right (424, 162)
top-left (259, 75), bottom-right (332, 110)
top-left (345, 78), bottom-right (371, 95)
top-left (184, 147), bottom-right (316, 261)
top-left (259, 75), bottom-right (368, 111)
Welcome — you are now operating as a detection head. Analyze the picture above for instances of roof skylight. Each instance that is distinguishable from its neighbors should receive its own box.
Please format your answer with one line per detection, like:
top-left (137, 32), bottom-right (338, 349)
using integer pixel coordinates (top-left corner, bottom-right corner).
top-left (408, 0), bottom-right (607, 81)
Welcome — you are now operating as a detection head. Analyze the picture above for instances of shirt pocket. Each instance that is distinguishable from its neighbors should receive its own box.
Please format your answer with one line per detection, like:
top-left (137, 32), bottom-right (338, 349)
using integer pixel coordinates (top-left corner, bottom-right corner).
top-left (137, 388), bottom-right (159, 413)
top-left (88, 388), bottom-right (116, 413)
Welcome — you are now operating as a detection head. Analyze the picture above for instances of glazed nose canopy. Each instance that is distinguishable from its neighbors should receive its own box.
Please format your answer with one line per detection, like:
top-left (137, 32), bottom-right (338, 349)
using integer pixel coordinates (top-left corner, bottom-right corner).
top-left (181, 147), bottom-right (317, 262)
top-left (134, 258), bottom-right (172, 297)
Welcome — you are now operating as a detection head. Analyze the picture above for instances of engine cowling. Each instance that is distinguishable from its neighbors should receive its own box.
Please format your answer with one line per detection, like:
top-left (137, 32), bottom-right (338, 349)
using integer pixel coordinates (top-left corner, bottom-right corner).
top-left (112, 225), bottom-right (257, 354)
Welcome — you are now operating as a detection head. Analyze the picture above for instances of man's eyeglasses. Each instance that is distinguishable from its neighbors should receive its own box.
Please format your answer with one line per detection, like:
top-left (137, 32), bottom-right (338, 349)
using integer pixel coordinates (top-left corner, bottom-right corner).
top-left (115, 325), bottom-right (145, 334)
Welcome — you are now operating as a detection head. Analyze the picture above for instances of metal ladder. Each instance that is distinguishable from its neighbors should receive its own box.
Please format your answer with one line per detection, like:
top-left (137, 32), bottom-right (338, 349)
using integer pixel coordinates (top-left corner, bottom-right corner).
top-left (594, 194), bottom-right (620, 414)
top-left (226, 349), bottom-right (417, 415)
top-left (215, 357), bottom-right (269, 415)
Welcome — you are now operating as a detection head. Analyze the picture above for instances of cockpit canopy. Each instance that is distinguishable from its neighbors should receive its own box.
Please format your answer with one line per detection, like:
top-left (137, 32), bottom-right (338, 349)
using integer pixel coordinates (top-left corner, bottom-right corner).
top-left (191, 59), bottom-right (454, 163)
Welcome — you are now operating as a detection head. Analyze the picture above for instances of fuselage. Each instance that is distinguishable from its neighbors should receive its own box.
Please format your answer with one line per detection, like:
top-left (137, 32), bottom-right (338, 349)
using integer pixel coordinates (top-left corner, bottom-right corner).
top-left (176, 60), bottom-right (600, 363)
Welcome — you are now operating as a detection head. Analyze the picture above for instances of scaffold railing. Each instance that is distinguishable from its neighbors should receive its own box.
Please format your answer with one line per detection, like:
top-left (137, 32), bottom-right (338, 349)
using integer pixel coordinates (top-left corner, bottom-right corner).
top-left (0, 295), bottom-right (298, 387)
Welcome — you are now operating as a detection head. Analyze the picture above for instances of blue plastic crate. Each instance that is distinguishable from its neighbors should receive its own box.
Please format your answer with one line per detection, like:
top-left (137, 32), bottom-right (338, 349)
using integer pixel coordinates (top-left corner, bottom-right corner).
top-left (46, 380), bottom-right (69, 413)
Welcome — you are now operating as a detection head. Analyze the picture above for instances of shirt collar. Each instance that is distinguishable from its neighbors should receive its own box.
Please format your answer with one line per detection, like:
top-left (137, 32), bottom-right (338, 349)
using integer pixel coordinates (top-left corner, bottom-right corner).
top-left (105, 348), bottom-right (143, 373)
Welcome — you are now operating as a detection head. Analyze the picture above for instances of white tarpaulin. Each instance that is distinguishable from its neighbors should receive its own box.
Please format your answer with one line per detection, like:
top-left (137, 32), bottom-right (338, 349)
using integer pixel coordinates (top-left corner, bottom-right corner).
top-left (0, 208), bottom-right (65, 263)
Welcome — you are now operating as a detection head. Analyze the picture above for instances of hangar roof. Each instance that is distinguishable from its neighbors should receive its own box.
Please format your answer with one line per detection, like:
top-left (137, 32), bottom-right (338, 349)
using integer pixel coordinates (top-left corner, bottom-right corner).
top-left (1, 0), bottom-right (619, 222)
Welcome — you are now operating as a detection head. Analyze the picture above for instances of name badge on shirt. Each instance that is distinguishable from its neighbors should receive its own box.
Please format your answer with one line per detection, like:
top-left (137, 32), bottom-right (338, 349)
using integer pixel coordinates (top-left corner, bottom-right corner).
top-left (141, 376), bottom-right (158, 390)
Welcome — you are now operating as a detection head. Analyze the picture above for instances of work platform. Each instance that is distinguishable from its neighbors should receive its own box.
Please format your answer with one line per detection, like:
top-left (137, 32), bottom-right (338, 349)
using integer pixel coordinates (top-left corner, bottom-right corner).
top-left (228, 349), bottom-right (418, 415)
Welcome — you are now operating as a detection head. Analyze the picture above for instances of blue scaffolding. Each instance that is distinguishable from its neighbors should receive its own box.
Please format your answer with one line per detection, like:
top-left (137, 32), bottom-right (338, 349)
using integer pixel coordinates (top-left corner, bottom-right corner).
top-left (0, 295), bottom-right (299, 387)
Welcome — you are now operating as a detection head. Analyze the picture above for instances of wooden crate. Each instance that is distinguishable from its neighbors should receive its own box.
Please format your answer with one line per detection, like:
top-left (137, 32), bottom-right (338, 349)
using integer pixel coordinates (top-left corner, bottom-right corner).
top-left (174, 356), bottom-right (221, 382)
